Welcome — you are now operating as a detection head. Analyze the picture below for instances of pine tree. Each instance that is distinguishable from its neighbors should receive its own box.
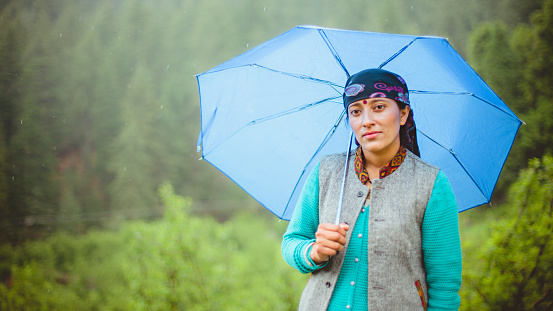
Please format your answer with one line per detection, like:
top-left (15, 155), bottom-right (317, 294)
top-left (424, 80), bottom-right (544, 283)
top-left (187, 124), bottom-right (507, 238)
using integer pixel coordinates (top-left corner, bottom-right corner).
top-left (6, 2), bottom-right (66, 241)
top-left (0, 6), bottom-right (24, 240)
top-left (108, 65), bottom-right (163, 221)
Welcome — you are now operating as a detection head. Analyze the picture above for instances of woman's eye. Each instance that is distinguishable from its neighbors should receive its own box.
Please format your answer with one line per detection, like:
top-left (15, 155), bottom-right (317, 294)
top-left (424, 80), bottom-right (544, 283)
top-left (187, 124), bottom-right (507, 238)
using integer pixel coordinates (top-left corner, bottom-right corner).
top-left (374, 104), bottom-right (385, 110)
top-left (349, 109), bottom-right (360, 115)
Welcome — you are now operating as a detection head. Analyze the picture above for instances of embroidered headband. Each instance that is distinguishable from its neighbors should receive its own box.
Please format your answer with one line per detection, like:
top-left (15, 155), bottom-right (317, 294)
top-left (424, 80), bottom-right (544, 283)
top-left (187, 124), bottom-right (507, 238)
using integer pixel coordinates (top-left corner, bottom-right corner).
top-left (343, 68), bottom-right (409, 108)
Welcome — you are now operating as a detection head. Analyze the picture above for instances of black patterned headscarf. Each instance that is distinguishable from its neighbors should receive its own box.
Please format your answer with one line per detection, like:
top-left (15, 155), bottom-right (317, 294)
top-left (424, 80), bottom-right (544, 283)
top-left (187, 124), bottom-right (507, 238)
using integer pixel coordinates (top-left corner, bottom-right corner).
top-left (343, 68), bottom-right (420, 157)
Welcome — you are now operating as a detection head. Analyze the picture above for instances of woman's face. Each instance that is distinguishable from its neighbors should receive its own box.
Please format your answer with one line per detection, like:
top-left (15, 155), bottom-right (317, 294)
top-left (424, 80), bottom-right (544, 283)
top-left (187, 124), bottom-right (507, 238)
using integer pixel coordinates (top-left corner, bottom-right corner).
top-left (347, 97), bottom-right (409, 157)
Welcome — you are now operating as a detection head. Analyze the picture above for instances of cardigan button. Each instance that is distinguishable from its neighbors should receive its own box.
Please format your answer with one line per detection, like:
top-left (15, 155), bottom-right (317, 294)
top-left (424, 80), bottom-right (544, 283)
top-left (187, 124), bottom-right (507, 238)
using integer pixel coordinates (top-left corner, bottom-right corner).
top-left (356, 191), bottom-right (363, 197)
top-left (325, 282), bottom-right (331, 288)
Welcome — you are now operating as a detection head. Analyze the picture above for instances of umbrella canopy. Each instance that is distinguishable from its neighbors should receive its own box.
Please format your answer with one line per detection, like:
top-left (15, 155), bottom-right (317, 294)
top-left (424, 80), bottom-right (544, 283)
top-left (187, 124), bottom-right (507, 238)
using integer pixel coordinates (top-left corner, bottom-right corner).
top-left (196, 25), bottom-right (522, 220)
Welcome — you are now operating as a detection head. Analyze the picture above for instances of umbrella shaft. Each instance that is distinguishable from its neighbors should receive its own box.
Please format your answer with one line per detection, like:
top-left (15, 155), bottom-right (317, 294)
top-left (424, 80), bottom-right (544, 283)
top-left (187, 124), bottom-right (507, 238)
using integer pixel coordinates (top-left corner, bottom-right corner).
top-left (335, 130), bottom-right (354, 225)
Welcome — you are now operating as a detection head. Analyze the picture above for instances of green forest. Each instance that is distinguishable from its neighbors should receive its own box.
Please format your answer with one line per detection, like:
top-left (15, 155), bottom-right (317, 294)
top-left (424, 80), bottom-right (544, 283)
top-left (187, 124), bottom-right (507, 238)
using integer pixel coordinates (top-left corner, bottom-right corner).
top-left (0, 0), bottom-right (552, 310)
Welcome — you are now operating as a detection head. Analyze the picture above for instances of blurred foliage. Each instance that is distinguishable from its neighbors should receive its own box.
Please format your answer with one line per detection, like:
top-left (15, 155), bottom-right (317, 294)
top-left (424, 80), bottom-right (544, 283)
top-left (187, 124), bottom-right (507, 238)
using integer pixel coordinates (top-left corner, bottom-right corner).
top-left (461, 155), bottom-right (553, 311)
top-left (0, 183), bottom-right (308, 310)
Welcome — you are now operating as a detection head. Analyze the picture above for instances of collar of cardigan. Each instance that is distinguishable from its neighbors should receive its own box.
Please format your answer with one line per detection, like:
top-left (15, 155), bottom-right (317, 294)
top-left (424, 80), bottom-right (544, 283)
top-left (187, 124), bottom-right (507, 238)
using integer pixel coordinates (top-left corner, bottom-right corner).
top-left (354, 145), bottom-right (407, 185)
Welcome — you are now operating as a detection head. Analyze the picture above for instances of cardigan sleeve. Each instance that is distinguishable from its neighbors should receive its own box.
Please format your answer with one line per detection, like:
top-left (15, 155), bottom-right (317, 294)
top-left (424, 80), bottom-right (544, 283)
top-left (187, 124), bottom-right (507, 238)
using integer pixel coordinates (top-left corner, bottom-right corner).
top-left (422, 170), bottom-right (462, 310)
top-left (281, 163), bottom-right (328, 273)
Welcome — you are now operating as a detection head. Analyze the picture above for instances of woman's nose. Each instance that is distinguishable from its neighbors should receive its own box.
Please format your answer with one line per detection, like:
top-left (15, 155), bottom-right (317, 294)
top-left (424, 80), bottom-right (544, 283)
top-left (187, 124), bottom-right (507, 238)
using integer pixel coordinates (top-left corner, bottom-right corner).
top-left (362, 112), bottom-right (375, 126)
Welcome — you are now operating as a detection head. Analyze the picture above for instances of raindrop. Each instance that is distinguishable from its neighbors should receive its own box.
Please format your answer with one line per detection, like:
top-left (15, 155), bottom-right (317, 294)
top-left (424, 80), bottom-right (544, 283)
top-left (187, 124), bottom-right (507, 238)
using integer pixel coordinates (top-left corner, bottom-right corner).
top-left (125, 122), bottom-right (128, 125)
top-left (124, 166), bottom-right (126, 171)
top-left (91, 25), bottom-right (95, 30)
top-left (130, 67), bottom-right (133, 71)
top-left (411, 5), bottom-right (414, 9)
top-left (20, 120), bottom-right (23, 124)
top-left (166, 65), bottom-right (170, 70)
top-left (24, 216), bottom-right (35, 226)
top-left (160, 105), bottom-right (164, 109)
top-left (59, 33), bottom-right (62, 38)
top-left (246, 43), bottom-right (249, 48)
top-left (63, 118), bottom-right (66, 124)
top-left (12, 176), bottom-right (14, 181)
top-left (263, 7), bottom-right (266, 11)
top-left (79, 16), bottom-right (83, 21)
top-left (53, 146), bottom-right (57, 151)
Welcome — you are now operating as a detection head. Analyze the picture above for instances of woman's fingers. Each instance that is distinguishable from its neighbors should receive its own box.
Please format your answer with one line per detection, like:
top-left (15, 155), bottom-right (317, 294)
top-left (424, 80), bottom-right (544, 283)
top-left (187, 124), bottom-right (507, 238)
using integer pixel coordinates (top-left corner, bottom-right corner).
top-left (315, 230), bottom-right (346, 246)
top-left (316, 223), bottom-right (348, 244)
top-left (310, 223), bottom-right (350, 263)
top-left (315, 239), bottom-right (345, 253)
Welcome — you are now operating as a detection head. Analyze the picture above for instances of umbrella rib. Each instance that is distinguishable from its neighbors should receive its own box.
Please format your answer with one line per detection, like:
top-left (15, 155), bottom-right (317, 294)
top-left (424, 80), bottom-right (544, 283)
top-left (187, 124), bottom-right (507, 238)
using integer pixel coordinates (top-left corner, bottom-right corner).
top-left (281, 109), bottom-right (348, 218)
top-left (379, 37), bottom-right (419, 68)
top-left (411, 90), bottom-right (523, 122)
top-left (250, 95), bottom-right (342, 124)
top-left (200, 63), bottom-right (344, 90)
top-left (317, 29), bottom-right (350, 78)
top-left (417, 129), bottom-right (489, 203)
top-left (250, 64), bottom-right (344, 89)
top-left (202, 96), bottom-right (342, 158)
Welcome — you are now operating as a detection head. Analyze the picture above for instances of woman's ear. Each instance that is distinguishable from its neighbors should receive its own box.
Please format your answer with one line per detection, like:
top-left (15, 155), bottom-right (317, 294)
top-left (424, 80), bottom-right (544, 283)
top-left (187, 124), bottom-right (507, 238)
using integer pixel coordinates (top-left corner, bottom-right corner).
top-left (400, 105), bottom-right (410, 126)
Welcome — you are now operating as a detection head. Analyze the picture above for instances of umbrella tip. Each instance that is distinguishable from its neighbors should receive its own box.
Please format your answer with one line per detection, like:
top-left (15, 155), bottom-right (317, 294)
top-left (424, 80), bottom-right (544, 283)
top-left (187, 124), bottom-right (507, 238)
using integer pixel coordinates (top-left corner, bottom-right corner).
top-left (197, 145), bottom-right (204, 160)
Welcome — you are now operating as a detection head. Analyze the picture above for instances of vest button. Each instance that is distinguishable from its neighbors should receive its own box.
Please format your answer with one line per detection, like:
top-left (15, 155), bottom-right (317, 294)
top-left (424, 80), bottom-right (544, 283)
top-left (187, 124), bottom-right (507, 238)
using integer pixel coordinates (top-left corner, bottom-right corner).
top-left (356, 191), bottom-right (363, 197)
top-left (325, 282), bottom-right (331, 288)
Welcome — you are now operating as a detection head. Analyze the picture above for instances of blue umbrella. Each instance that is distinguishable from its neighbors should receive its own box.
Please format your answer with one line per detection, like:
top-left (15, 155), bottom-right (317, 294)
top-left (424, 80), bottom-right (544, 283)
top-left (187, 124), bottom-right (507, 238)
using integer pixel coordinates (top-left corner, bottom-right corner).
top-left (196, 25), bottom-right (522, 220)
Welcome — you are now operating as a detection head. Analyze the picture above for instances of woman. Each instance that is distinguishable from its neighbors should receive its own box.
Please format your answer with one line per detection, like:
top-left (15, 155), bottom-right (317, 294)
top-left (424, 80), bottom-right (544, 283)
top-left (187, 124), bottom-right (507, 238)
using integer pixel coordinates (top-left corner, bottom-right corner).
top-left (282, 69), bottom-right (462, 310)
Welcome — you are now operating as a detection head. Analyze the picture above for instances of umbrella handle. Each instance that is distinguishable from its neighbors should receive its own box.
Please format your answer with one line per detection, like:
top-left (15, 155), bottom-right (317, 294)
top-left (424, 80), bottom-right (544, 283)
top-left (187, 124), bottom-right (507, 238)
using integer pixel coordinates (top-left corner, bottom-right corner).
top-left (335, 130), bottom-right (354, 225)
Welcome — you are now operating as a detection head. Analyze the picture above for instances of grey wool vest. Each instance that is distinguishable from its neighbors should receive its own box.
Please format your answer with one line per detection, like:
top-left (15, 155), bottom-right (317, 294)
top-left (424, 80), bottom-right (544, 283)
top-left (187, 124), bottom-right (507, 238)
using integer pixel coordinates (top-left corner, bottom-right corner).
top-left (298, 150), bottom-right (439, 311)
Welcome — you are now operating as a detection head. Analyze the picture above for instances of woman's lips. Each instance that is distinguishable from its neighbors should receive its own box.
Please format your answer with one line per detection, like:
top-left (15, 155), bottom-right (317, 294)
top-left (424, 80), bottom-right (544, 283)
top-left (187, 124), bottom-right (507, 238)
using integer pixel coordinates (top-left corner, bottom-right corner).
top-left (363, 131), bottom-right (380, 139)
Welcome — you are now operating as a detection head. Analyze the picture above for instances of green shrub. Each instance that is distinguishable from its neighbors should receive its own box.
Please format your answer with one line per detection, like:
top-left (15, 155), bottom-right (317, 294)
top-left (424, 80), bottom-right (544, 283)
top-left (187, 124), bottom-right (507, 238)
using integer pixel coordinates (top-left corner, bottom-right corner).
top-left (461, 155), bottom-right (553, 310)
top-left (0, 182), bottom-right (307, 310)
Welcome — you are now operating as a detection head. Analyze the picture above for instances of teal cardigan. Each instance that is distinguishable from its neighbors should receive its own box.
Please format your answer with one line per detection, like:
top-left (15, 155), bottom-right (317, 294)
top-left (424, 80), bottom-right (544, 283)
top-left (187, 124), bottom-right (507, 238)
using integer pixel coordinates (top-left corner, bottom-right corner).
top-left (282, 163), bottom-right (462, 310)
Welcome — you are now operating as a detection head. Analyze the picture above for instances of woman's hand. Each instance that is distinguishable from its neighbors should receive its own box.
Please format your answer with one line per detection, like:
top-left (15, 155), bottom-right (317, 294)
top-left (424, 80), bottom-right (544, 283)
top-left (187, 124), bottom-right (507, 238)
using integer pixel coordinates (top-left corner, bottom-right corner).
top-left (310, 223), bottom-right (350, 264)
